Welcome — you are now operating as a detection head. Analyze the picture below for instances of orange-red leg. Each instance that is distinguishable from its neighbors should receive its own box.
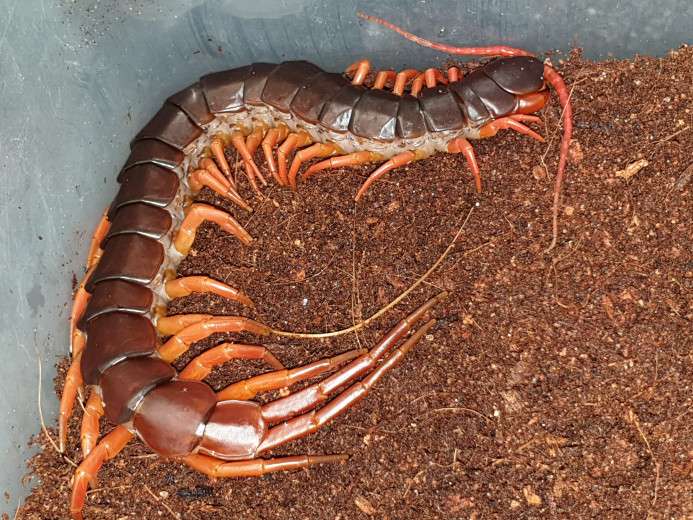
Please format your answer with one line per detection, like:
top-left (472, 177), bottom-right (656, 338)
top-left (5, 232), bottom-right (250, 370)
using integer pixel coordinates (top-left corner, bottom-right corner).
top-left (179, 342), bottom-right (286, 381)
top-left (277, 131), bottom-right (312, 186)
top-left (411, 68), bottom-right (448, 97)
top-left (58, 349), bottom-right (84, 453)
top-left (447, 137), bottom-right (482, 193)
top-left (260, 292), bottom-right (446, 424)
top-left (424, 68), bottom-right (448, 87)
top-left (261, 124), bottom-right (290, 185)
top-left (210, 136), bottom-right (233, 180)
top-left (69, 266), bottom-right (95, 355)
top-left (173, 203), bottom-right (252, 255)
top-left (216, 348), bottom-right (367, 401)
top-left (157, 313), bottom-right (213, 335)
top-left (85, 210), bottom-right (110, 269)
top-left (181, 452), bottom-right (348, 477)
top-left (393, 69), bottom-right (420, 96)
top-left (80, 392), bottom-right (103, 488)
top-left (447, 66), bottom-right (461, 82)
top-left (287, 142), bottom-right (341, 190)
top-left (157, 316), bottom-right (271, 363)
top-left (70, 425), bottom-right (134, 520)
top-left (478, 116), bottom-right (545, 142)
top-left (301, 150), bottom-right (384, 182)
top-left (411, 75), bottom-right (426, 97)
top-left (198, 157), bottom-right (233, 189)
top-left (244, 125), bottom-right (268, 186)
top-left (355, 150), bottom-right (428, 200)
top-left (188, 168), bottom-right (251, 212)
top-left (509, 113), bottom-right (544, 124)
top-left (165, 276), bottom-right (254, 307)
top-left (80, 392), bottom-right (103, 464)
top-left (231, 130), bottom-right (266, 192)
top-left (373, 69), bottom-right (396, 90)
top-left (345, 58), bottom-right (371, 85)
top-left (258, 318), bottom-right (437, 452)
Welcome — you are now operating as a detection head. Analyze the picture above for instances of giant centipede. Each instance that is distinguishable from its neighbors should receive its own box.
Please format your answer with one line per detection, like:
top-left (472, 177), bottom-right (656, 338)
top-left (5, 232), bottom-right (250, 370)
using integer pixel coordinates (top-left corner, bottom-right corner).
top-left (61, 14), bottom-right (572, 519)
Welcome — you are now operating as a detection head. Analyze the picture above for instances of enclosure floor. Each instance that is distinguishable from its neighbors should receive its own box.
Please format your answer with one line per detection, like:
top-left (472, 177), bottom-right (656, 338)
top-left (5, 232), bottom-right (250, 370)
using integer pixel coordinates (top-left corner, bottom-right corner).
top-left (15, 46), bottom-right (693, 520)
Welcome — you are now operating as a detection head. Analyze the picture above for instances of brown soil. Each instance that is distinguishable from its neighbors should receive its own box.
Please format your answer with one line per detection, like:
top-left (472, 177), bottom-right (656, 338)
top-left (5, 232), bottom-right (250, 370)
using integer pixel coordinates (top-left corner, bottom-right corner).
top-left (15, 46), bottom-right (693, 520)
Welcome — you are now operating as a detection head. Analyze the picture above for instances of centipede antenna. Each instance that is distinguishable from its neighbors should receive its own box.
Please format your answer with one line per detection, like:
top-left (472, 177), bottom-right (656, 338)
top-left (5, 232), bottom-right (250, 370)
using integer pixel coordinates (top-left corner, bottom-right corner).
top-left (542, 65), bottom-right (574, 252)
top-left (358, 12), bottom-right (535, 58)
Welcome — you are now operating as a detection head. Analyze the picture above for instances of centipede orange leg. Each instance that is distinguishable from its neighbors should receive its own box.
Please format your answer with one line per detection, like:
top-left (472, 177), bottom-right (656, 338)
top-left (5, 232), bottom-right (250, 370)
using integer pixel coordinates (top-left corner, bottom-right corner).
top-left (165, 276), bottom-right (254, 307)
top-left (173, 203), bottom-right (252, 255)
top-left (216, 348), bottom-right (367, 401)
top-left (70, 426), bottom-right (134, 520)
top-left (178, 343), bottom-right (286, 381)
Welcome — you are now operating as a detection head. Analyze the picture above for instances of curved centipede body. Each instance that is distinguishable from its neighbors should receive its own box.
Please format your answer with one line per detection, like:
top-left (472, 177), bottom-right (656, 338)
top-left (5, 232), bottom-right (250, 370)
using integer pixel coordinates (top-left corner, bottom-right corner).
top-left (61, 14), bottom-right (572, 520)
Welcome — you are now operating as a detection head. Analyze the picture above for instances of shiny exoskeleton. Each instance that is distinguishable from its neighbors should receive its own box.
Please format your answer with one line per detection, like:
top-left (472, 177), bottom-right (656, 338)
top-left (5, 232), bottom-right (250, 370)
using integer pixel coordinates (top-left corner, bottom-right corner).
top-left (61, 14), bottom-right (572, 520)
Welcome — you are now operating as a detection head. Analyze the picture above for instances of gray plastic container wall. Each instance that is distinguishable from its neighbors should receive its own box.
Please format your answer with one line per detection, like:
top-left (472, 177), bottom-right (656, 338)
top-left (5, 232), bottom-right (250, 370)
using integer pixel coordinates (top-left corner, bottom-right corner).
top-left (1, 0), bottom-right (689, 515)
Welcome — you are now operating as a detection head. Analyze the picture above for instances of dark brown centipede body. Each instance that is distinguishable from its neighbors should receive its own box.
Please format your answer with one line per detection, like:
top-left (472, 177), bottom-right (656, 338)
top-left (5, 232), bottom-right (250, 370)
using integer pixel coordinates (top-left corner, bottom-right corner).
top-left (62, 15), bottom-right (573, 519)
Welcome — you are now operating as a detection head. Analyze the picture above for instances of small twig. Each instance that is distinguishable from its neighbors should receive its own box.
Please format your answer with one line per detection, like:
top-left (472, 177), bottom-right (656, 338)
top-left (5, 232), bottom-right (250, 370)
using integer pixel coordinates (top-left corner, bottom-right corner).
top-left (241, 185), bottom-right (277, 230)
top-left (13, 496), bottom-right (23, 520)
top-left (85, 484), bottom-right (132, 497)
top-left (265, 250), bottom-right (340, 286)
top-left (449, 239), bottom-right (492, 272)
top-left (409, 392), bottom-right (452, 405)
top-left (629, 409), bottom-right (660, 506)
top-left (672, 402), bottom-right (693, 423)
top-left (551, 264), bottom-right (570, 309)
top-left (271, 205), bottom-right (474, 338)
top-left (350, 201), bottom-right (363, 350)
top-left (431, 448), bottom-right (461, 469)
top-left (651, 125), bottom-right (690, 146)
top-left (403, 468), bottom-right (428, 498)
top-left (415, 406), bottom-right (493, 425)
top-left (144, 484), bottom-right (180, 519)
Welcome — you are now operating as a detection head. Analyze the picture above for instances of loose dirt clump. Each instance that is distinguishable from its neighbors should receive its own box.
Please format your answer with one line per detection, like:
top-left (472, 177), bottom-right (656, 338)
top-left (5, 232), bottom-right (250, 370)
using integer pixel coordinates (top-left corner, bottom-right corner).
top-left (16, 45), bottom-right (693, 519)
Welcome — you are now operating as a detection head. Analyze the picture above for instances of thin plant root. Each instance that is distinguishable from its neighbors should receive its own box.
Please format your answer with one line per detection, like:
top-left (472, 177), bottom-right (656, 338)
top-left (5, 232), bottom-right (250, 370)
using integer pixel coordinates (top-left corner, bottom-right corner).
top-left (270, 206), bottom-right (474, 339)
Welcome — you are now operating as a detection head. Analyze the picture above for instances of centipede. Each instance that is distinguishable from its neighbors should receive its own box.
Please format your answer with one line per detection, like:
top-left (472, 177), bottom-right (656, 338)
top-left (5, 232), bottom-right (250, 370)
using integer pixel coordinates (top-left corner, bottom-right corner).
top-left (60, 13), bottom-right (572, 519)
